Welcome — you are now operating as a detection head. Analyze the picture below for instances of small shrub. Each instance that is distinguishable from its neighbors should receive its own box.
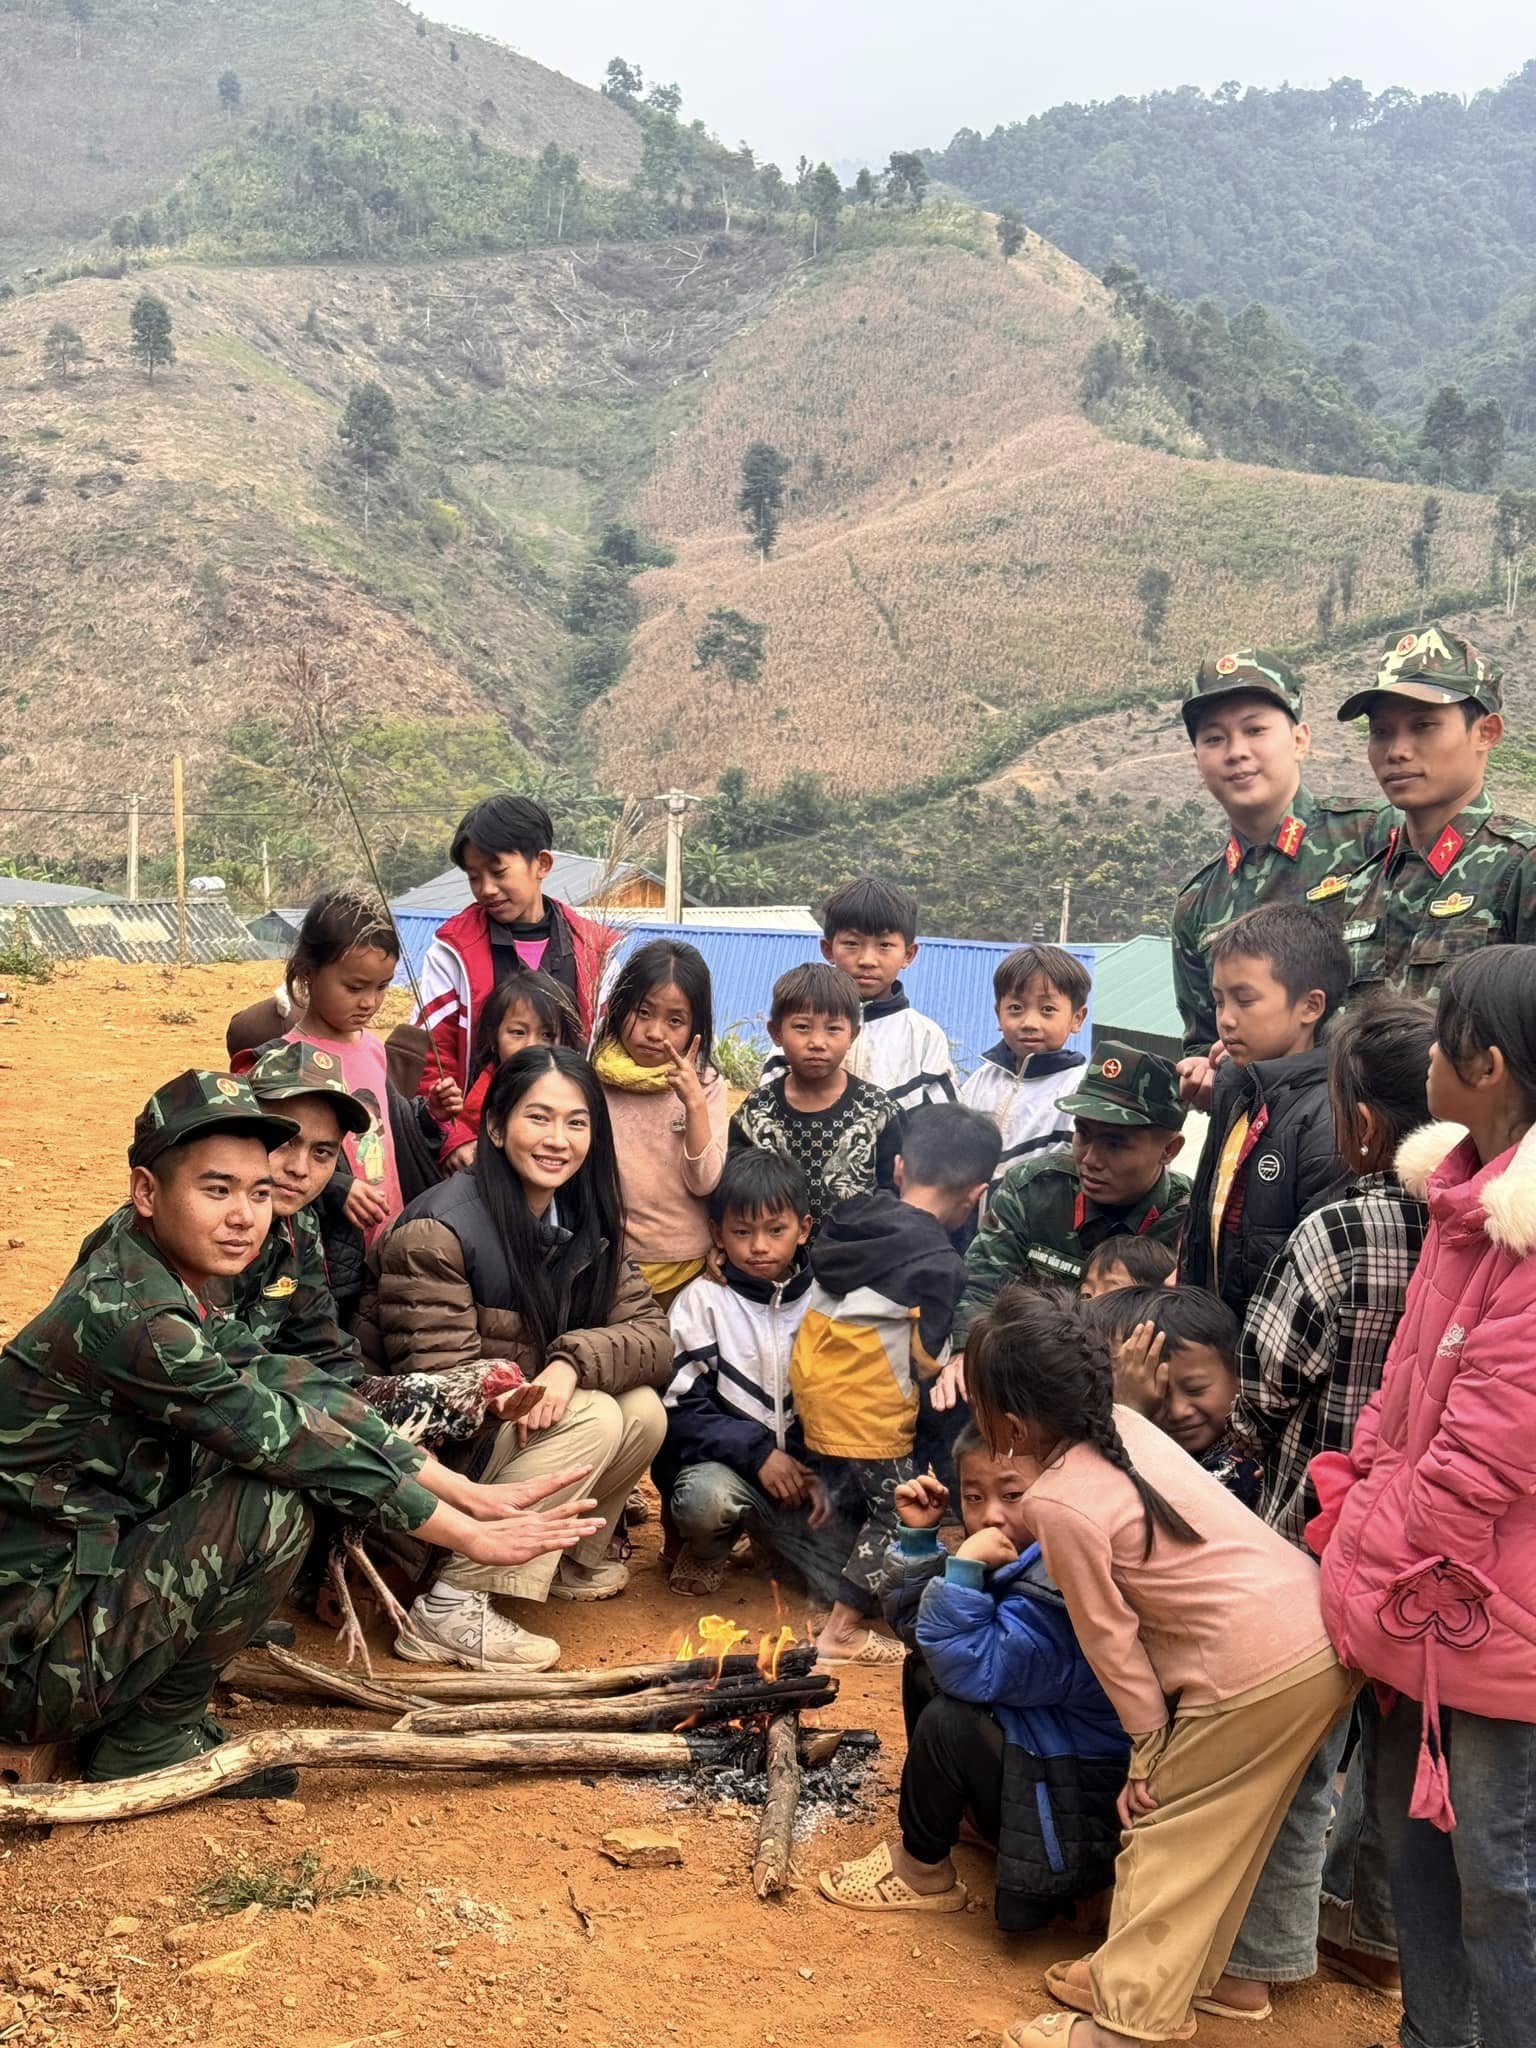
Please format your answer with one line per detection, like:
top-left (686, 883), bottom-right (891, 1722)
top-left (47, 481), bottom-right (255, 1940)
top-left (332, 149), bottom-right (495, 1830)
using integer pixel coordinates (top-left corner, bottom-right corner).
top-left (198, 1851), bottom-right (384, 1915)
top-left (712, 1028), bottom-right (764, 1091)
top-left (156, 1006), bottom-right (197, 1025)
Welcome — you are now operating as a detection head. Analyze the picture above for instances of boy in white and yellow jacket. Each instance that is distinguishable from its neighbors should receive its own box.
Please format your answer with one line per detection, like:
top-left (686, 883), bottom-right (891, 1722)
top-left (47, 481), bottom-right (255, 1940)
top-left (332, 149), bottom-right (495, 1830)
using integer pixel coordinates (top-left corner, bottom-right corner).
top-left (794, 1105), bottom-right (999, 1667)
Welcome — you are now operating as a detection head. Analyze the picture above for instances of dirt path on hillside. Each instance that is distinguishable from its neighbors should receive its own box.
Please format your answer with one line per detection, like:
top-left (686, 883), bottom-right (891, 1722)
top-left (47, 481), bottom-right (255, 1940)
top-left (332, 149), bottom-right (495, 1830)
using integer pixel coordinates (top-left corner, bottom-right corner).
top-left (0, 964), bottom-right (1397, 2048)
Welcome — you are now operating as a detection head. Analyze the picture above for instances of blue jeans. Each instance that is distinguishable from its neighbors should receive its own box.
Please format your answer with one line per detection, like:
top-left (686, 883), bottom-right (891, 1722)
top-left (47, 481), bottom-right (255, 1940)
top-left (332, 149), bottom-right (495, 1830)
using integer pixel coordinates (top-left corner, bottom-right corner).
top-left (666, 1461), bottom-right (849, 1607)
top-left (1375, 1696), bottom-right (1536, 2048)
top-left (1225, 1709), bottom-right (1352, 1981)
top-left (1320, 1690), bottom-right (1398, 1961)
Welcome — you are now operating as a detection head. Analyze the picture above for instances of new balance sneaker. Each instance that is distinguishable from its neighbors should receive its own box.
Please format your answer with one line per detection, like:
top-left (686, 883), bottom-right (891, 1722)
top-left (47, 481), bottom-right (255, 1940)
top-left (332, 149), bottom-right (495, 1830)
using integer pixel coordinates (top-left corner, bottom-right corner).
top-left (394, 1584), bottom-right (560, 1672)
top-left (548, 1553), bottom-right (630, 1602)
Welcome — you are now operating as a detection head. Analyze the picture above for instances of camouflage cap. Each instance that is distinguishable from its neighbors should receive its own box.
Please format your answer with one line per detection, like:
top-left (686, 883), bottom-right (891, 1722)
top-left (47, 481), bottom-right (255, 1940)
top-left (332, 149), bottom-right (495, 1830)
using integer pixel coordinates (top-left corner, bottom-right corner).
top-left (1055, 1040), bottom-right (1187, 1131)
top-left (245, 1039), bottom-right (373, 1137)
top-left (129, 1069), bottom-right (299, 1170)
top-left (1181, 651), bottom-right (1304, 740)
top-left (1337, 624), bottom-right (1504, 721)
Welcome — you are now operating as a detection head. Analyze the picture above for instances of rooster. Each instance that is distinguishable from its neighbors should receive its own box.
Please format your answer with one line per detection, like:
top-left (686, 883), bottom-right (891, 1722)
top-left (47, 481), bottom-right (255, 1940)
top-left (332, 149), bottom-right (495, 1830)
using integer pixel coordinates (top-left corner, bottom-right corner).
top-left (329, 1359), bottom-right (535, 1673)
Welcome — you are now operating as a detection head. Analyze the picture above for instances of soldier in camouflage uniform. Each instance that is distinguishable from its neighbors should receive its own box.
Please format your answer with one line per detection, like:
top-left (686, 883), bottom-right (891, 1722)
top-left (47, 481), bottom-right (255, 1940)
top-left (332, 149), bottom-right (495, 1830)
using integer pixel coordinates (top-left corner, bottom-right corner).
top-left (943, 1044), bottom-right (1191, 1390)
top-left (0, 1072), bottom-right (595, 1788)
top-left (1331, 624), bottom-right (1536, 1001)
top-left (76, 1041), bottom-right (374, 1384)
top-left (1171, 651), bottom-right (1389, 1065)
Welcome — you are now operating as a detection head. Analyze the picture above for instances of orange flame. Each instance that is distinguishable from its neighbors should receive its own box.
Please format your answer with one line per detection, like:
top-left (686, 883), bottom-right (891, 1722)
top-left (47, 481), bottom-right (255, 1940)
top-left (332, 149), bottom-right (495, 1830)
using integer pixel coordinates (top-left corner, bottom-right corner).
top-left (756, 1625), bottom-right (795, 1682)
top-left (674, 1612), bottom-right (749, 1683)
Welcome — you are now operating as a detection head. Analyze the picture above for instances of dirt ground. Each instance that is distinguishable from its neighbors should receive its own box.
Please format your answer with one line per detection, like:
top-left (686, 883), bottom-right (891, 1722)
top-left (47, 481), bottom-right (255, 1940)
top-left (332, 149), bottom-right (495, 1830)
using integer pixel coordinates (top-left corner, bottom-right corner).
top-left (0, 962), bottom-right (1398, 2048)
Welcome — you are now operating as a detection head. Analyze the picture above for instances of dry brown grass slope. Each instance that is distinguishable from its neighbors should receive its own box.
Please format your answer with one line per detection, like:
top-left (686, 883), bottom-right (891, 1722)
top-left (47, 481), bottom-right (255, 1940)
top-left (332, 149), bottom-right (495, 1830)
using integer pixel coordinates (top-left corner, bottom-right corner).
top-left (0, 237), bottom-right (793, 857)
top-left (0, 0), bottom-right (639, 268)
top-left (588, 231), bottom-right (1497, 799)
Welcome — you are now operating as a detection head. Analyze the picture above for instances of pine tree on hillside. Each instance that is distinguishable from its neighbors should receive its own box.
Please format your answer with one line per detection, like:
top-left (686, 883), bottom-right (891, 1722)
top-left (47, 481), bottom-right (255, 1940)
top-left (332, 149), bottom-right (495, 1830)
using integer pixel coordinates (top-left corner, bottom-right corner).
top-left (217, 70), bottom-right (242, 112)
top-left (806, 164), bottom-right (842, 254)
top-left (996, 207), bottom-right (1026, 259)
top-left (128, 293), bottom-right (174, 381)
top-left (1408, 495), bottom-right (1441, 618)
top-left (738, 442), bottom-right (791, 563)
top-left (338, 381), bottom-right (399, 535)
top-left (65, 0), bottom-right (91, 58)
top-left (885, 151), bottom-right (929, 209)
top-left (43, 320), bottom-right (85, 381)
top-left (1421, 385), bottom-right (1469, 480)
top-left (1136, 565), bottom-right (1173, 647)
top-left (1466, 399), bottom-right (1507, 489)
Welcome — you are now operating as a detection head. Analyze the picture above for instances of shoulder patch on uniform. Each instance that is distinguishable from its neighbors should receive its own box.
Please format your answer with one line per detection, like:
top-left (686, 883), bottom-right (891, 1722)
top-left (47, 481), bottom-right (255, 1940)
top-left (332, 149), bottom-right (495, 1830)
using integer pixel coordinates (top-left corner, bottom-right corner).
top-left (1429, 892), bottom-right (1476, 919)
top-left (1254, 1153), bottom-right (1283, 1184)
top-left (1306, 873), bottom-right (1350, 902)
top-left (262, 1276), bottom-right (298, 1298)
top-left (1487, 815), bottom-right (1536, 849)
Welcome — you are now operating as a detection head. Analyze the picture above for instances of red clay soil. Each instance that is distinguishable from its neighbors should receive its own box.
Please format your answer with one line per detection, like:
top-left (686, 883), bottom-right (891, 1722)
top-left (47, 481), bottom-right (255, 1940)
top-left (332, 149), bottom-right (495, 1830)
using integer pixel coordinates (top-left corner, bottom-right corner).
top-left (0, 963), bottom-right (1399, 2048)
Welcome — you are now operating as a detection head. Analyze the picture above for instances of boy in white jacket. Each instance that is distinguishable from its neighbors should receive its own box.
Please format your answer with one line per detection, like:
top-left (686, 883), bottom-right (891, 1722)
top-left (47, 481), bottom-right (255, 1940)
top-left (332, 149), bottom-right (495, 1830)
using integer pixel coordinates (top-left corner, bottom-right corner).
top-left (656, 1151), bottom-right (826, 1598)
top-left (959, 943), bottom-right (1090, 1185)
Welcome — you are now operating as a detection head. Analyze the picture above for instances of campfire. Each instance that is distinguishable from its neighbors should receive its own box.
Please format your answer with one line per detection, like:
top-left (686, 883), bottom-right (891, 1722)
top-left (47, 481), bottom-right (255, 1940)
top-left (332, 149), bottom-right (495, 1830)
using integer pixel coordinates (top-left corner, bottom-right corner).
top-left (0, 1628), bottom-right (878, 1899)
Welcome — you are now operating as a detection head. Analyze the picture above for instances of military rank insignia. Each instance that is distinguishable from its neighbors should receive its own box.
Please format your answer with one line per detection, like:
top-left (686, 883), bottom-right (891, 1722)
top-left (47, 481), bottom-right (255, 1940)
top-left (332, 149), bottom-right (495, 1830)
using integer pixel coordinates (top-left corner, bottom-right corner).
top-left (1429, 893), bottom-right (1475, 919)
top-left (1306, 874), bottom-right (1348, 902)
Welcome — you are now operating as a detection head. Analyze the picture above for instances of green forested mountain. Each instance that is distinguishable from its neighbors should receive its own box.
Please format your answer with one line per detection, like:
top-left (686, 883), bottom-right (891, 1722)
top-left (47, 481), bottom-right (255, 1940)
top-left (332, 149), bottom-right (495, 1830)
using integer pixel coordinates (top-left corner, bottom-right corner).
top-left (927, 68), bottom-right (1536, 420)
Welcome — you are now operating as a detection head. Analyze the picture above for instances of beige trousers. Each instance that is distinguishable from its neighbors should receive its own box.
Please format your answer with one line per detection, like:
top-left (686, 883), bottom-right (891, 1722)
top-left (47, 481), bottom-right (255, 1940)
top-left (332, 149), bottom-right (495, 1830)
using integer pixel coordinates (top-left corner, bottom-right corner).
top-left (1088, 1658), bottom-right (1360, 2041)
top-left (440, 1386), bottom-right (666, 1602)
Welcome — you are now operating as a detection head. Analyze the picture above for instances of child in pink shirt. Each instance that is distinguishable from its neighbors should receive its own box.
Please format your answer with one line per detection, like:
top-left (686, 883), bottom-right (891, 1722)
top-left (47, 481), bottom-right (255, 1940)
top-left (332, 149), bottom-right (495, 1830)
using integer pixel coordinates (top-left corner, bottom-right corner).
top-left (593, 940), bottom-right (727, 1308)
top-left (965, 1286), bottom-right (1355, 2048)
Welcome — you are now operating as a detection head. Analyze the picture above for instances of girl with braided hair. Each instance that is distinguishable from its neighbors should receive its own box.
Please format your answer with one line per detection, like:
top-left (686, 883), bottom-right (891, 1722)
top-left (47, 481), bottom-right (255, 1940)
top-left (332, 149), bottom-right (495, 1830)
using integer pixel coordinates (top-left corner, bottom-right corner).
top-left (965, 1286), bottom-right (1357, 2048)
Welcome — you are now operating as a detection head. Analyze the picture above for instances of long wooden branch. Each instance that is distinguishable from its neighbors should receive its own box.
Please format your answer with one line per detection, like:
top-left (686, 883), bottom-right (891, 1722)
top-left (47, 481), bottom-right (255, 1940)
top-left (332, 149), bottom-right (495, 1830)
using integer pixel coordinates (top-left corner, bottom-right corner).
top-left (751, 1713), bottom-right (801, 1900)
top-left (394, 1673), bottom-right (837, 1736)
top-left (0, 1728), bottom-right (743, 1829)
top-left (225, 1644), bottom-right (817, 1711)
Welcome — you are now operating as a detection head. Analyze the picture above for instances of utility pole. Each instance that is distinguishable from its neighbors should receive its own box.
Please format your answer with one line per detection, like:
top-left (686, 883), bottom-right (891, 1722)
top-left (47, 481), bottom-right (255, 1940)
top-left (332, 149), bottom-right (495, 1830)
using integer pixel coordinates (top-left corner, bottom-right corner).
top-left (657, 789), bottom-right (707, 923)
top-left (126, 792), bottom-right (140, 902)
top-left (1058, 880), bottom-right (1070, 944)
top-left (172, 754), bottom-right (187, 967)
top-left (261, 837), bottom-right (272, 912)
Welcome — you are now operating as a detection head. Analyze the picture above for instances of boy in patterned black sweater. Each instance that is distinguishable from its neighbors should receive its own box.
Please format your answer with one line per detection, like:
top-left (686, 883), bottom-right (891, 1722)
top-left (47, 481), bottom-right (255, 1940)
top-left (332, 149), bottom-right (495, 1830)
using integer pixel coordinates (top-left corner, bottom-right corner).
top-left (730, 963), bottom-right (903, 1234)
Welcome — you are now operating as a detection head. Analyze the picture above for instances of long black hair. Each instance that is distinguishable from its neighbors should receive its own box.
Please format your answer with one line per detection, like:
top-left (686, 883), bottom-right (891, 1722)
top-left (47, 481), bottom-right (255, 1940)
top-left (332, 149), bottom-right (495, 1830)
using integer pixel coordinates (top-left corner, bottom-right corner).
top-left (1437, 948), bottom-right (1536, 1125)
top-left (469, 968), bottom-right (583, 1085)
top-left (601, 939), bottom-right (715, 1074)
top-left (966, 1283), bottom-right (1205, 1562)
top-left (473, 1047), bottom-right (623, 1362)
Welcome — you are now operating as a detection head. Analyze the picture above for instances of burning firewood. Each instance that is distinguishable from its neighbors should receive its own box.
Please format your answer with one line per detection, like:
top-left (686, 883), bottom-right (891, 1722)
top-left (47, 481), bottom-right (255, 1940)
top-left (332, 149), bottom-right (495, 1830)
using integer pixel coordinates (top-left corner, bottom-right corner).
top-left (751, 1712), bottom-right (802, 1900)
top-left (225, 1640), bottom-right (820, 1713)
top-left (392, 1670), bottom-right (838, 1735)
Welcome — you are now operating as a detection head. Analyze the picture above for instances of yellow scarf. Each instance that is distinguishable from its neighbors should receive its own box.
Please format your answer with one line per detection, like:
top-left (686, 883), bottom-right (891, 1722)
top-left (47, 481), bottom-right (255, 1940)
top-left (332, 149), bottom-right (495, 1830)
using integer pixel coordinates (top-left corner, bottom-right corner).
top-left (593, 1038), bottom-right (673, 1094)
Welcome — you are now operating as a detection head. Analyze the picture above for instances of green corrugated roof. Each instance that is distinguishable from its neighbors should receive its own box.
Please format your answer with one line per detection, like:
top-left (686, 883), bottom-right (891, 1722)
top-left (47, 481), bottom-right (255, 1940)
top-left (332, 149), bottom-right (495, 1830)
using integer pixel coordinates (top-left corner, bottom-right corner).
top-left (1088, 934), bottom-right (1183, 1057)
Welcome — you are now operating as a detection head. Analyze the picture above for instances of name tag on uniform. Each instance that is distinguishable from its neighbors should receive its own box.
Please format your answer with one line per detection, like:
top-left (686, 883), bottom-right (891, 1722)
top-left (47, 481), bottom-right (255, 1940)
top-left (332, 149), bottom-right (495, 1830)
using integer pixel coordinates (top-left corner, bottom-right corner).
top-left (1429, 892), bottom-right (1475, 919)
top-left (1306, 874), bottom-right (1349, 902)
top-left (1027, 1248), bottom-right (1083, 1279)
top-left (262, 1276), bottom-right (298, 1299)
top-left (1342, 920), bottom-right (1377, 944)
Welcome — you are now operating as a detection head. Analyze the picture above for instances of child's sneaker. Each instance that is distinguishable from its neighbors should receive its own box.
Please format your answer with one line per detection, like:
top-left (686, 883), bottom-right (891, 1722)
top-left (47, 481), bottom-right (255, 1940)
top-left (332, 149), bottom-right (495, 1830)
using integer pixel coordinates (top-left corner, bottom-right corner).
top-left (668, 1545), bottom-right (726, 1596)
top-left (394, 1584), bottom-right (560, 1671)
top-left (548, 1554), bottom-right (629, 1601)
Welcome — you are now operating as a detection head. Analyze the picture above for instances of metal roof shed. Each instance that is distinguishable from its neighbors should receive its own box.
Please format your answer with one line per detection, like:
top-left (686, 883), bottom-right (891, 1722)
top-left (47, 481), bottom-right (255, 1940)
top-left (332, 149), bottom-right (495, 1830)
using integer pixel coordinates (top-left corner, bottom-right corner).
top-left (0, 878), bottom-right (119, 907)
top-left (0, 899), bottom-right (261, 965)
top-left (386, 921), bottom-right (1095, 1076)
top-left (1088, 935), bottom-right (1184, 1062)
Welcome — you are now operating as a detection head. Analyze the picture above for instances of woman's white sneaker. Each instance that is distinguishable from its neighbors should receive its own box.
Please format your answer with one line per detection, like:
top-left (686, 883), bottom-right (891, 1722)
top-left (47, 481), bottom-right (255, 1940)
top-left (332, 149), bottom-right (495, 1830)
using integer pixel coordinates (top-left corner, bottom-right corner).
top-left (394, 1584), bottom-right (560, 1671)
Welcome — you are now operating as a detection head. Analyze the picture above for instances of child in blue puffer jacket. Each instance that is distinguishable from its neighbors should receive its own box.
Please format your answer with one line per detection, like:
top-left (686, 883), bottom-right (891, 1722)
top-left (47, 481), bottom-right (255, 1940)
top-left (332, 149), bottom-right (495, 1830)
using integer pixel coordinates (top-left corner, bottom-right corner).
top-left (817, 1425), bottom-right (1128, 1931)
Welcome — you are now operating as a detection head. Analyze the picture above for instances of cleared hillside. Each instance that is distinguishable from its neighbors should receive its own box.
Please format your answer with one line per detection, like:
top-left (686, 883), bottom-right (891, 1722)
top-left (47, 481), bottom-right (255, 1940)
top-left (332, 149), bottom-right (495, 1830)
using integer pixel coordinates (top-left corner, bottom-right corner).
top-left (0, 0), bottom-right (638, 269)
top-left (0, 235), bottom-right (792, 862)
top-left (588, 229), bottom-right (1497, 800)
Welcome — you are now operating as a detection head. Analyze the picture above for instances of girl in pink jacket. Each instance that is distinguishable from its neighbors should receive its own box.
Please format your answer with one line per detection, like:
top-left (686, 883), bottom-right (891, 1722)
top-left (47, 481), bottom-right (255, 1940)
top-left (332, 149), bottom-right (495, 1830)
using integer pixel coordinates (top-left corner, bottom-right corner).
top-left (1315, 946), bottom-right (1536, 2048)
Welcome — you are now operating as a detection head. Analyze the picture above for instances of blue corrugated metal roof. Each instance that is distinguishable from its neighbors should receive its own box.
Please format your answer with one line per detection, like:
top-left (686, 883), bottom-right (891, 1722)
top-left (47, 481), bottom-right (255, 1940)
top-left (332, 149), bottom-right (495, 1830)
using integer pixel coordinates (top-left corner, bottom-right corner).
top-left (392, 915), bottom-right (1097, 1076)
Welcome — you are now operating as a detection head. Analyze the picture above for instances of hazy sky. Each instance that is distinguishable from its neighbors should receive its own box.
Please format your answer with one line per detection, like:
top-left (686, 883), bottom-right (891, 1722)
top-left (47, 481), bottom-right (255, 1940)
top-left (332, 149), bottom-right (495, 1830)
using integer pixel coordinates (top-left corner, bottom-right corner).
top-left (426, 1), bottom-right (1531, 169)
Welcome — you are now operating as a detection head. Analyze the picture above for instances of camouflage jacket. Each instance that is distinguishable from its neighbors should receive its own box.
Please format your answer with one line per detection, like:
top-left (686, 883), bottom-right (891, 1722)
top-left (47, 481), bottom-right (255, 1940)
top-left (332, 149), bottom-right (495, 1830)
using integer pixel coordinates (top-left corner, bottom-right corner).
top-left (1172, 784), bottom-right (1390, 1056)
top-left (1333, 791), bottom-right (1536, 1003)
top-left (0, 1213), bottom-right (436, 1664)
top-left (79, 1202), bottom-right (362, 1390)
top-left (954, 1149), bottom-right (1192, 1345)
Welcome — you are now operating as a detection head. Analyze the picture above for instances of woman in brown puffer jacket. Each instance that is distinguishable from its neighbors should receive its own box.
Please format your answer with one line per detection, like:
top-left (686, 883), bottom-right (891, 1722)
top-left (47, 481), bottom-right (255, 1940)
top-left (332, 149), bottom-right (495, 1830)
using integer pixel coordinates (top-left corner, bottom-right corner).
top-left (356, 1046), bottom-right (671, 1674)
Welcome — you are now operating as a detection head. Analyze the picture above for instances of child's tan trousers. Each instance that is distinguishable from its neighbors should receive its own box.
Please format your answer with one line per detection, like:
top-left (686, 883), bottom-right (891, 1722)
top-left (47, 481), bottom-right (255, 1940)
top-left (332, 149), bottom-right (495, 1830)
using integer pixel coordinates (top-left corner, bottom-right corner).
top-left (1088, 1656), bottom-right (1360, 2041)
